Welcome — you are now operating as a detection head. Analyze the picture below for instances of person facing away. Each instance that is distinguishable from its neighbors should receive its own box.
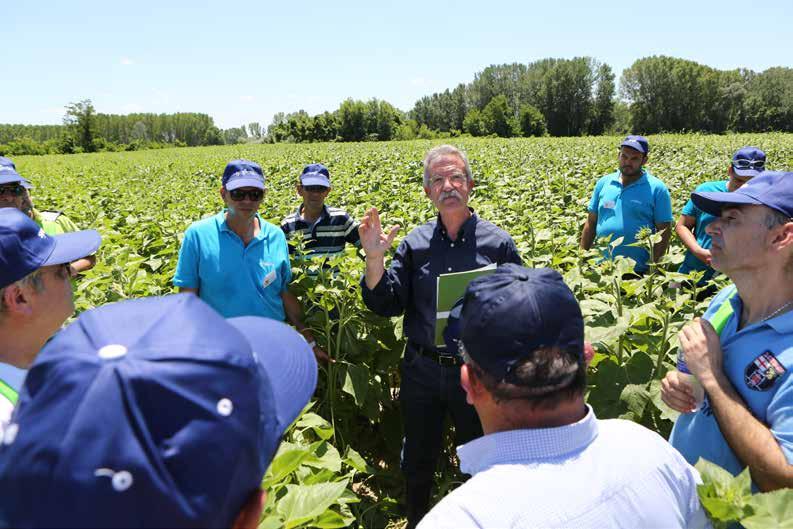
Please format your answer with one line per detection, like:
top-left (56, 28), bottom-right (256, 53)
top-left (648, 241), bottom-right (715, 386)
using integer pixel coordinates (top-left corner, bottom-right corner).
top-left (280, 163), bottom-right (360, 260)
top-left (580, 135), bottom-right (673, 274)
top-left (0, 293), bottom-right (317, 528)
top-left (0, 208), bottom-right (100, 430)
top-left (173, 159), bottom-right (328, 362)
top-left (0, 156), bottom-right (96, 276)
top-left (662, 170), bottom-right (793, 492)
top-left (358, 145), bottom-right (522, 528)
top-left (419, 264), bottom-right (709, 529)
top-left (675, 147), bottom-right (766, 290)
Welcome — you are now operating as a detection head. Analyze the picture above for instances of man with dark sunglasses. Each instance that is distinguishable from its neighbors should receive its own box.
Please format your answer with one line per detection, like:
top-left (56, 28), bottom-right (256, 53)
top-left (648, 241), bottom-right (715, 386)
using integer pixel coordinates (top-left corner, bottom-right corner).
top-left (0, 156), bottom-right (96, 276)
top-left (173, 159), bottom-right (328, 362)
top-left (675, 147), bottom-right (766, 293)
top-left (280, 163), bottom-right (360, 260)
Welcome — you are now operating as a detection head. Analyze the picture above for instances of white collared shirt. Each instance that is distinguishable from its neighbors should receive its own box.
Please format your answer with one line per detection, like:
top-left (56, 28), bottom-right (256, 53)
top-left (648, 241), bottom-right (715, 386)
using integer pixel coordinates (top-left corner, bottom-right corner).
top-left (418, 406), bottom-right (710, 529)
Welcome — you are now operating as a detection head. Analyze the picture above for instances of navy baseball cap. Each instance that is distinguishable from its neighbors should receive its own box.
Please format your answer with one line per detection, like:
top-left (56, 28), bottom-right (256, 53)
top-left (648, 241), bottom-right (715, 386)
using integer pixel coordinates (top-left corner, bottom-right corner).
top-left (620, 135), bottom-right (649, 154)
top-left (300, 163), bottom-right (331, 188)
top-left (459, 264), bottom-right (584, 381)
top-left (692, 171), bottom-right (793, 219)
top-left (0, 293), bottom-right (317, 528)
top-left (0, 156), bottom-right (32, 189)
top-left (222, 159), bottom-right (265, 191)
top-left (0, 208), bottom-right (101, 288)
top-left (731, 146), bottom-right (766, 178)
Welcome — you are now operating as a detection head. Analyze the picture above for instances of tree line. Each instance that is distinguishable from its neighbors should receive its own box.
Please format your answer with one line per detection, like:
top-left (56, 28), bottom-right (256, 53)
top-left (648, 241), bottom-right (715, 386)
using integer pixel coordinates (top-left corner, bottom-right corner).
top-left (1, 55), bottom-right (791, 156)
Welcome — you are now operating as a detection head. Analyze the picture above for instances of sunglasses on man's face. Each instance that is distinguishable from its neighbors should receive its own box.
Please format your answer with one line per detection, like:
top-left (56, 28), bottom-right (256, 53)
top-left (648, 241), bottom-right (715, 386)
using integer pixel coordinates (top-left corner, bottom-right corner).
top-left (733, 159), bottom-right (765, 170)
top-left (0, 184), bottom-right (24, 197)
top-left (301, 185), bottom-right (328, 193)
top-left (228, 189), bottom-right (264, 201)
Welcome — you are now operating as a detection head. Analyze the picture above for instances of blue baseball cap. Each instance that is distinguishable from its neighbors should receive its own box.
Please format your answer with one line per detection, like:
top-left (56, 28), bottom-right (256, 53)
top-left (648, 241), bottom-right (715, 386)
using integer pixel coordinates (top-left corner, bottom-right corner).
top-left (222, 159), bottom-right (265, 191)
top-left (620, 135), bottom-right (649, 155)
top-left (0, 293), bottom-right (317, 528)
top-left (300, 163), bottom-right (331, 188)
top-left (0, 208), bottom-right (101, 288)
top-left (0, 156), bottom-right (32, 189)
top-left (459, 264), bottom-right (584, 381)
top-left (731, 146), bottom-right (767, 178)
top-left (692, 171), bottom-right (793, 219)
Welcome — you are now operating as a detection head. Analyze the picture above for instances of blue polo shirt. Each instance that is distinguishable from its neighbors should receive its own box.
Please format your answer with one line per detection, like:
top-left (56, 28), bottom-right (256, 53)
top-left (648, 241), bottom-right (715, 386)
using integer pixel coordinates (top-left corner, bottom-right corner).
top-left (173, 211), bottom-right (292, 320)
top-left (587, 170), bottom-right (673, 273)
top-left (670, 286), bottom-right (793, 482)
top-left (678, 180), bottom-right (727, 283)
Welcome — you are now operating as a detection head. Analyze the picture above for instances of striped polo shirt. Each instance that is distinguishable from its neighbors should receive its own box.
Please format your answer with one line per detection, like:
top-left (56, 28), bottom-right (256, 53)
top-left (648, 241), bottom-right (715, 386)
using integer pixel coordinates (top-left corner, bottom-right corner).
top-left (280, 204), bottom-right (361, 258)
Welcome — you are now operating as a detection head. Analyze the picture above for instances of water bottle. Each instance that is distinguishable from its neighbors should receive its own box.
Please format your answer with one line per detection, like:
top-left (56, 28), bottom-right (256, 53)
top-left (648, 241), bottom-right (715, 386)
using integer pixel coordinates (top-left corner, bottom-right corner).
top-left (677, 348), bottom-right (705, 412)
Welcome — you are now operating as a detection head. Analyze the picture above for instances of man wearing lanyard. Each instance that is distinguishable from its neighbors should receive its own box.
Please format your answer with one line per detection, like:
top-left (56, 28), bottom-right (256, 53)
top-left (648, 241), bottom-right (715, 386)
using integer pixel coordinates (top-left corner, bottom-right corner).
top-left (358, 145), bottom-right (522, 527)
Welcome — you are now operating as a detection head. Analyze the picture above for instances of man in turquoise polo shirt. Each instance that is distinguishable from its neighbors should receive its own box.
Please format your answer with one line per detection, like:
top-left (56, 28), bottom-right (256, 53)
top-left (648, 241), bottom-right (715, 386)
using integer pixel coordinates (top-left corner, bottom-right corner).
top-left (580, 136), bottom-right (673, 274)
top-left (662, 171), bottom-right (793, 491)
top-left (675, 147), bottom-right (766, 290)
top-left (174, 159), bottom-right (328, 362)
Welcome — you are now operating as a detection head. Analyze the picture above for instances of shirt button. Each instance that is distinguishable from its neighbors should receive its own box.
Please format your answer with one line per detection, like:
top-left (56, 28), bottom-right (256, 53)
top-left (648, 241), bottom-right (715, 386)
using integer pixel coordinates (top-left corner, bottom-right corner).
top-left (450, 243), bottom-right (455, 247)
top-left (447, 267), bottom-right (452, 271)
top-left (462, 238), bottom-right (466, 242)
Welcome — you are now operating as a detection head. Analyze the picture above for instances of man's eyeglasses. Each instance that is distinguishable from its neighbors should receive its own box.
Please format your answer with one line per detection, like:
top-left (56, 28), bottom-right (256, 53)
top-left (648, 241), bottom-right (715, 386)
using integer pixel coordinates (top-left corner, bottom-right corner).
top-left (733, 159), bottom-right (765, 170)
top-left (0, 184), bottom-right (24, 197)
top-left (228, 189), bottom-right (264, 201)
top-left (301, 185), bottom-right (328, 193)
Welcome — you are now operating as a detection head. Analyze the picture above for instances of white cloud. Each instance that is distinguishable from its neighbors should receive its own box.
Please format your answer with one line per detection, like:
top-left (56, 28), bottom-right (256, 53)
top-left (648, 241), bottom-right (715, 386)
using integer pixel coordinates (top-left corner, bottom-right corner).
top-left (120, 57), bottom-right (134, 66)
top-left (239, 95), bottom-right (256, 103)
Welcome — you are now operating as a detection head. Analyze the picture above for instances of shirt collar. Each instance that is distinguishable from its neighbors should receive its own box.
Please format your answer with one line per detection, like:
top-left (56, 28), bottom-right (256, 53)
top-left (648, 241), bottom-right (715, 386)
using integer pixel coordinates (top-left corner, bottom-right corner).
top-left (457, 405), bottom-right (598, 475)
top-left (612, 170), bottom-right (647, 188)
top-left (436, 208), bottom-right (477, 239)
top-left (217, 209), bottom-right (266, 240)
top-left (297, 203), bottom-right (329, 223)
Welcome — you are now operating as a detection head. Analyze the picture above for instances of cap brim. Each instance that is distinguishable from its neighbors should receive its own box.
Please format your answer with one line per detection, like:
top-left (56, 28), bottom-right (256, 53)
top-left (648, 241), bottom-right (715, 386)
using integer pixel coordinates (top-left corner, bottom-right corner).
top-left (42, 229), bottom-right (101, 266)
top-left (227, 317), bottom-right (317, 434)
top-left (300, 175), bottom-right (330, 188)
top-left (225, 178), bottom-right (265, 191)
top-left (733, 167), bottom-right (761, 178)
top-left (691, 190), bottom-right (763, 216)
top-left (0, 175), bottom-right (32, 188)
top-left (619, 141), bottom-right (647, 154)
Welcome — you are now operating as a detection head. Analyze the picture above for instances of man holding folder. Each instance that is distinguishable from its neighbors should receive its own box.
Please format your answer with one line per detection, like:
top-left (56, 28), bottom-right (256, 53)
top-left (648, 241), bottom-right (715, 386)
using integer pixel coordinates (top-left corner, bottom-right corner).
top-left (359, 145), bottom-right (521, 528)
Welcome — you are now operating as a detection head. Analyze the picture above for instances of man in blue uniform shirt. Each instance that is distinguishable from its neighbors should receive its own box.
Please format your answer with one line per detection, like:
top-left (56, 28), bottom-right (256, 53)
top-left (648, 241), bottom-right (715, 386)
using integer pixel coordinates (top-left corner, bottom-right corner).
top-left (174, 159), bottom-right (327, 361)
top-left (675, 147), bottom-right (766, 289)
top-left (580, 135), bottom-right (673, 273)
top-left (358, 145), bottom-right (522, 528)
top-left (662, 171), bottom-right (793, 491)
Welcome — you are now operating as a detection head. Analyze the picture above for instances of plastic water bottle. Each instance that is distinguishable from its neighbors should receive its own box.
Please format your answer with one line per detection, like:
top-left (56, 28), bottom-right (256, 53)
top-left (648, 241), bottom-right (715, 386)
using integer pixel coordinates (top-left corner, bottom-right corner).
top-left (677, 348), bottom-right (705, 412)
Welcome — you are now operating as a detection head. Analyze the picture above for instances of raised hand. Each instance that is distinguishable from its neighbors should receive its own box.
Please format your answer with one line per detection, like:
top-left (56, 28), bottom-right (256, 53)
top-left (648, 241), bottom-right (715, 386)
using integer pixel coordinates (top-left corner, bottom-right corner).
top-left (358, 207), bottom-right (400, 259)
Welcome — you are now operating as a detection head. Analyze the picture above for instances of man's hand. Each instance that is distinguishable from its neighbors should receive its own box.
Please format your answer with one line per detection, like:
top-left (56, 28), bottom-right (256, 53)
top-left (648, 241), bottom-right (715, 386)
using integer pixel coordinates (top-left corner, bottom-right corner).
top-left (359, 207), bottom-right (399, 259)
top-left (301, 329), bottom-right (331, 364)
top-left (661, 371), bottom-right (698, 413)
top-left (678, 318), bottom-right (723, 388)
top-left (694, 247), bottom-right (712, 265)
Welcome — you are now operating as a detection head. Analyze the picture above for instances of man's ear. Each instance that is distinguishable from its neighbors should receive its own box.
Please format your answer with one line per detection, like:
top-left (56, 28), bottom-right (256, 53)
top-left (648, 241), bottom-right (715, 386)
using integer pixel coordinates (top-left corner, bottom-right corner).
top-left (3, 283), bottom-right (33, 317)
top-left (772, 222), bottom-right (793, 251)
top-left (460, 364), bottom-right (484, 406)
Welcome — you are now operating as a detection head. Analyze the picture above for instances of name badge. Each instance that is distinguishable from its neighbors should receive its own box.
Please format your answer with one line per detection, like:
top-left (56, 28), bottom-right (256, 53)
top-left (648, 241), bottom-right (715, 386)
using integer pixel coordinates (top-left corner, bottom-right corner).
top-left (603, 200), bottom-right (616, 210)
top-left (262, 269), bottom-right (277, 288)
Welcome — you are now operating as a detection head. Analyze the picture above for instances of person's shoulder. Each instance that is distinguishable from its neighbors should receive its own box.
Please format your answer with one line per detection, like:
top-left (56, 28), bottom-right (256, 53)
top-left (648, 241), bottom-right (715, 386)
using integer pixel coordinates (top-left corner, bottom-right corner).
top-left (326, 205), bottom-right (353, 218)
top-left (281, 209), bottom-right (300, 226)
top-left (474, 216), bottom-right (514, 241)
top-left (596, 171), bottom-right (619, 185)
top-left (184, 212), bottom-right (221, 236)
top-left (403, 218), bottom-right (437, 241)
top-left (644, 171), bottom-right (669, 189)
top-left (695, 180), bottom-right (728, 193)
top-left (596, 419), bottom-right (686, 463)
top-left (417, 480), bottom-right (483, 529)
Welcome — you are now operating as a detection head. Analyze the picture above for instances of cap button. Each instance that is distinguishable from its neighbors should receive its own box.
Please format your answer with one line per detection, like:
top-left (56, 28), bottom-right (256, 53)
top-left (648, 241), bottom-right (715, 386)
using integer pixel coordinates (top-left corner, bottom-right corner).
top-left (518, 273), bottom-right (529, 281)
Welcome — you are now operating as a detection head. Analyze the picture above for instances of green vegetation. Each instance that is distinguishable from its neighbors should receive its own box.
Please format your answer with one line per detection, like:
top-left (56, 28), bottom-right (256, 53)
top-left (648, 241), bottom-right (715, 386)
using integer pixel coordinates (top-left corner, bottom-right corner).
top-left (14, 133), bottom-right (793, 527)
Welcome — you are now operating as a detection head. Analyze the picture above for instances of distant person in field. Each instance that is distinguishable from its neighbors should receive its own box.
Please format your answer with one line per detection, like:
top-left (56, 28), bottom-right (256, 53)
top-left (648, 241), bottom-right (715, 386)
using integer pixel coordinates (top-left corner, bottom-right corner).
top-left (675, 147), bottom-right (766, 294)
top-left (418, 264), bottom-right (709, 529)
top-left (173, 159), bottom-right (328, 362)
top-left (0, 208), bottom-right (100, 430)
top-left (0, 156), bottom-right (96, 275)
top-left (580, 136), bottom-right (673, 274)
top-left (0, 293), bottom-right (317, 529)
top-left (662, 171), bottom-right (793, 492)
top-left (280, 163), bottom-right (360, 261)
top-left (358, 145), bottom-right (522, 528)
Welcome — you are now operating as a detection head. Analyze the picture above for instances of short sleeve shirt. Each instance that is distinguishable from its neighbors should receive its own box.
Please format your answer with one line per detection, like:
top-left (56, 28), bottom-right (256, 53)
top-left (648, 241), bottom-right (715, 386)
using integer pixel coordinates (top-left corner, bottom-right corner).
top-left (173, 211), bottom-right (292, 320)
top-left (670, 285), bottom-right (793, 481)
top-left (587, 170), bottom-right (673, 273)
top-left (678, 180), bottom-right (727, 279)
top-left (31, 209), bottom-right (80, 236)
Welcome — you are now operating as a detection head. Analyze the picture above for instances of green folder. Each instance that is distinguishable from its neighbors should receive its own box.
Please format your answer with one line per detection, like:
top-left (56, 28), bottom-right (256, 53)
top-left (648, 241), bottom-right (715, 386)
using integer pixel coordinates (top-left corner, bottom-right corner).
top-left (434, 263), bottom-right (497, 348)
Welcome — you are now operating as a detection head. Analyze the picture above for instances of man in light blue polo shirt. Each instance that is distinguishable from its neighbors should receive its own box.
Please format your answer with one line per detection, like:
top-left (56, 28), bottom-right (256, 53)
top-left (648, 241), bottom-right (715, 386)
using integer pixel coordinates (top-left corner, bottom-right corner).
top-left (174, 159), bottom-right (327, 361)
top-left (580, 135), bottom-right (673, 273)
top-left (675, 147), bottom-right (766, 289)
top-left (662, 171), bottom-right (793, 491)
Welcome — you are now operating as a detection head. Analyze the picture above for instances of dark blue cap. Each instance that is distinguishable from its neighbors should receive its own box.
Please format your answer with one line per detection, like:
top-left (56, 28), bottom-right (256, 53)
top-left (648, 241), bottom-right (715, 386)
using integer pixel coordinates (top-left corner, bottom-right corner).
top-left (0, 156), bottom-right (32, 189)
top-left (222, 159), bottom-right (265, 191)
top-left (0, 208), bottom-right (101, 288)
top-left (620, 135), bottom-right (649, 154)
top-left (459, 264), bottom-right (584, 381)
top-left (0, 293), bottom-right (317, 528)
top-left (300, 163), bottom-right (331, 188)
top-left (692, 171), bottom-right (793, 219)
top-left (731, 146), bottom-right (766, 178)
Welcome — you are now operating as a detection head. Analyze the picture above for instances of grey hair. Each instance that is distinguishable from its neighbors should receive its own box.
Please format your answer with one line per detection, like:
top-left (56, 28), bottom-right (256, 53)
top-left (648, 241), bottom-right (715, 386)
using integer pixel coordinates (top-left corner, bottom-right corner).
top-left (0, 270), bottom-right (44, 316)
top-left (764, 208), bottom-right (792, 229)
top-left (422, 145), bottom-right (473, 187)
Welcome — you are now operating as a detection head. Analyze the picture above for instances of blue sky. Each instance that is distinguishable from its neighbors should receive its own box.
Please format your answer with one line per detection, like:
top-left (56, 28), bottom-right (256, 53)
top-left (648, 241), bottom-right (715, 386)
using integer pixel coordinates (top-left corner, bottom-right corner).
top-left (2, 0), bottom-right (791, 129)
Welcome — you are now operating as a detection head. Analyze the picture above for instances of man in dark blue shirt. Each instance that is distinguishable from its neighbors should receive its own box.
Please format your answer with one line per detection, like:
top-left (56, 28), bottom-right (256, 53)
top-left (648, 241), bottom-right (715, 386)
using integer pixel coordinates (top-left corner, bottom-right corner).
top-left (359, 145), bottom-right (521, 528)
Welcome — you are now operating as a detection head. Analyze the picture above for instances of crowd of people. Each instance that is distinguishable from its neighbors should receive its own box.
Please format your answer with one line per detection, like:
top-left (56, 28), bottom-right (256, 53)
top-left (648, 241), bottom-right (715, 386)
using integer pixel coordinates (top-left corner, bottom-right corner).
top-left (0, 139), bottom-right (791, 528)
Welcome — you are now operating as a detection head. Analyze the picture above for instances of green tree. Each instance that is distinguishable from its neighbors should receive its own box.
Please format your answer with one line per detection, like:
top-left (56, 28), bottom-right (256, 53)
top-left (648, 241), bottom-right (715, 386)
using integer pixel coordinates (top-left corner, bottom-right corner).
top-left (518, 104), bottom-right (546, 137)
top-left (64, 99), bottom-right (98, 152)
top-left (589, 64), bottom-right (616, 135)
top-left (462, 108), bottom-right (486, 136)
top-left (481, 95), bottom-right (516, 137)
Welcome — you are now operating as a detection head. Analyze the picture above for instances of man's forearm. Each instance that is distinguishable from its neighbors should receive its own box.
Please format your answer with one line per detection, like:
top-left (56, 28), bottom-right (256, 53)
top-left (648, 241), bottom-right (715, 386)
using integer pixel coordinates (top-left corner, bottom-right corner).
top-left (364, 255), bottom-right (385, 290)
top-left (580, 223), bottom-right (595, 250)
top-left (70, 255), bottom-right (96, 275)
top-left (675, 221), bottom-right (701, 255)
top-left (653, 226), bottom-right (671, 262)
top-left (705, 373), bottom-right (793, 490)
top-left (281, 291), bottom-right (306, 331)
